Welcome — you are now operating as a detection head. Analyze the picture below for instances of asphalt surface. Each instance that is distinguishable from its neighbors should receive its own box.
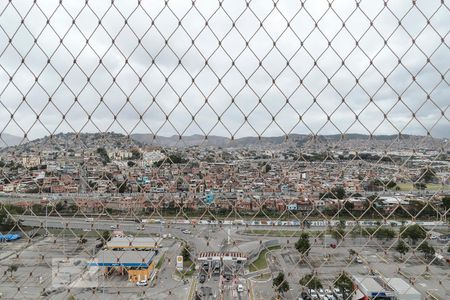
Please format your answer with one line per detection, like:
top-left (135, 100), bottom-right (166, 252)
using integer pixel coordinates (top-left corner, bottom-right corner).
top-left (4, 215), bottom-right (449, 300)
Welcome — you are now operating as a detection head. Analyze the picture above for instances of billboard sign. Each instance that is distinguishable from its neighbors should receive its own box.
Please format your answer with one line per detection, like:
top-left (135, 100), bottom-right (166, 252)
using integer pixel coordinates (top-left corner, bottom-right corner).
top-left (176, 256), bottom-right (183, 271)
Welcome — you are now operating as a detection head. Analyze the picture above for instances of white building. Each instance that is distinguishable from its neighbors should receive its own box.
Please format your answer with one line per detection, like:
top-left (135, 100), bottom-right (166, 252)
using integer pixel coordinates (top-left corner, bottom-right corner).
top-left (143, 151), bottom-right (165, 165)
top-left (385, 278), bottom-right (421, 300)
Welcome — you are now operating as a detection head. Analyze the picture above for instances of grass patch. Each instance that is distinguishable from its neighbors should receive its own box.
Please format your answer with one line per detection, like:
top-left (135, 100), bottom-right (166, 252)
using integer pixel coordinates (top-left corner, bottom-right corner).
top-left (397, 183), bottom-right (449, 191)
top-left (156, 253), bottom-right (165, 269)
top-left (176, 259), bottom-right (195, 278)
top-left (248, 245), bottom-right (281, 272)
top-left (254, 273), bottom-right (272, 281)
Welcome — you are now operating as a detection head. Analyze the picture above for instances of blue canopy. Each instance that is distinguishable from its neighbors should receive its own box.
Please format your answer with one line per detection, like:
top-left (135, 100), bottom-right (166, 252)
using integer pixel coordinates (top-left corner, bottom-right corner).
top-left (0, 233), bottom-right (21, 241)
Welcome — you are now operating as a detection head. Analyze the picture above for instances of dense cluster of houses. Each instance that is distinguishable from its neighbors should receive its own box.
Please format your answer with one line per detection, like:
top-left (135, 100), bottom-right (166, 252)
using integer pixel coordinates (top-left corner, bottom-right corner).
top-left (1, 139), bottom-right (448, 216)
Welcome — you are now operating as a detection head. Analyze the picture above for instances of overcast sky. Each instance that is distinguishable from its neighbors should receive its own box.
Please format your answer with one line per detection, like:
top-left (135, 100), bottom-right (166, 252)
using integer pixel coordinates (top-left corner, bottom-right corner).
top-left (0, 0), bottom-right (448, 139)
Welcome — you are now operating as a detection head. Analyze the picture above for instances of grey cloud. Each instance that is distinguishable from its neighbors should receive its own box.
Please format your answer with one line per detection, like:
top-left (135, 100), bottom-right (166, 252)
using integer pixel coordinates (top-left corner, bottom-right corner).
top-left (0, 0), bottom-right (448, 139)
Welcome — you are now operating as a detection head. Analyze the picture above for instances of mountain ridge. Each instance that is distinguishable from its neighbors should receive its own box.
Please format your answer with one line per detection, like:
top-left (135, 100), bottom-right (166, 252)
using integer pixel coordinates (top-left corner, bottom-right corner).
top-left (0, 132), bottom-right (442, 150)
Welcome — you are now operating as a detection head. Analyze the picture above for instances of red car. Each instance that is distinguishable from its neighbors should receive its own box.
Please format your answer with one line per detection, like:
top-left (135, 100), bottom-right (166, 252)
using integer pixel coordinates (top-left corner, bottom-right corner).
top-left (330, 243), bottom-right (337, 249)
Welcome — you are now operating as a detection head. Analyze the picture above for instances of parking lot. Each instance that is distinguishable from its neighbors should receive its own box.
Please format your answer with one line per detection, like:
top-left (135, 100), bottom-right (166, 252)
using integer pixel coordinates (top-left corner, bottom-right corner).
top-left (194, 259), bottom-right (249, 300)
top-left (247, 236), bottom-right (449, 300)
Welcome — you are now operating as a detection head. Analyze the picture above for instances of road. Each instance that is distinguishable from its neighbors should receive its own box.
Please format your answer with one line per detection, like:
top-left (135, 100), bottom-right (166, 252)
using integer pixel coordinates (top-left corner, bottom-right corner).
top-left (5, 215), bottom-right (449, 300)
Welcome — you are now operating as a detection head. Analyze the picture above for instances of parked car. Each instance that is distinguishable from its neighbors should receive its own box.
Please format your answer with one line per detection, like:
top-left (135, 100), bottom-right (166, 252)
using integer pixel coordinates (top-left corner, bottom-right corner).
top-left (438, 235), bottom-right (449, 242)
top-left (136, 279), bottom-right (148, 286)
top-left (318, 288), bottom-right (326, 299)
top-left (300, 291), bottom-right (312, 300)
top-left (237, 284), bottom-right (244, 293)
top-left (224, 272), bottom-right (231, 281)
top-left (333, 287), bottom-right (343, 299)
top-left (201, 262), bottom-right (209, 272)
top-left (326, 291), bottom-right (336, 300)
top-left (199, 273), bottom-right (206, 284)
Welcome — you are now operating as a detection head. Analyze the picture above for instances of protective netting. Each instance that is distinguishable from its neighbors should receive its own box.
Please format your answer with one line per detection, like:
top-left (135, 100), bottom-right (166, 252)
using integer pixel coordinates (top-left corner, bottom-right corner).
top-left (0, 0), bottom-right (449, 299)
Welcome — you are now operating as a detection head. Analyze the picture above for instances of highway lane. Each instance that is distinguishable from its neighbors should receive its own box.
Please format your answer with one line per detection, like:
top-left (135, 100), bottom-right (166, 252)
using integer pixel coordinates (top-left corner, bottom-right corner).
top-left (14, 215), bottom-right (449, 256)
top-left (15, 215), bottom-right (448, 231)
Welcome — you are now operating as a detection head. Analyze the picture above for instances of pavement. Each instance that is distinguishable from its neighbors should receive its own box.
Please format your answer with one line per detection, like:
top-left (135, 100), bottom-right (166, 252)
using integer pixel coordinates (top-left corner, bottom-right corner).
top-left (1, 215), bottom-right (448, 299)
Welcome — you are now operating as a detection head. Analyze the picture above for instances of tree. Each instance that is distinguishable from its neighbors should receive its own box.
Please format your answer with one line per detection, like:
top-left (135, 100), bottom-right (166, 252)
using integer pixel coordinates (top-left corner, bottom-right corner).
top-left (181, 244), bottom-right (191, 261)
top-left (273, 272), bottom-right (290, 294)
top-left (320, 186), bottom-right (346, 199)
top-left (117, 181), bottom-right (128, 193)
top-left (31, 204), bottom-right (44, 215)
top-left (55, 202), bottom-right (64, 212)
top-left (78, 235), bottom-right (87, 244)
top-left (395, 240), bottom-right (409, 258)
top-left (374, 227), bottom-right (396, 240)
top-left (101, 231), bottom-right (111, 242)
top-left (96, 147), bottom-right (110, 165)
top-left (131, 149), bottom-right (142, 160)
top-left (386, 181), bottom-right (397, 189)
top-left (414, 182), bottom-right (427, 190)
top-left (331, 228), bottom-right (346, 242)
top-left (154, 153), bottom-right (188, 167)
top-left (334, 272), bottom-right (353, 298)
top-left (295, 232), bottom-right (310, 256)
top-left (419, 167), bottom-right (437, 183)
top-left (418, 241), bottom-right (435, 259)
top-left (442, 196), bottom-right (450, 210)
top-left (299, 273), bottom-right (322, 290)
top-left (7, 264), bottom-right (18, 277)
top-left (401, 224), bottom-right (426, 244)
top-left (344, 201), bottom-right (354, 211)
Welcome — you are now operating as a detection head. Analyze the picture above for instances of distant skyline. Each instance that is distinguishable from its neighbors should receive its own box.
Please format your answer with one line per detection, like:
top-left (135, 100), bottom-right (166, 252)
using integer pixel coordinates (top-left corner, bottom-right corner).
top-left (0, 130), bottom-right (447, 141)
top-left (0, 0), bottom-right (448, 139)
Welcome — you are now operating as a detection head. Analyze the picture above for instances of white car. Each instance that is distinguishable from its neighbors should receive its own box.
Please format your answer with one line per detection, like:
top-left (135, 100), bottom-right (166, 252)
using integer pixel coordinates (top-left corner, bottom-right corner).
top-left (136, 279), bottom-right (148, 286)
top-left (310, 289), bottom-right (318, 299)
top-left (110, 225), bottom-right (117, 229)
top-left (333, 288), bottom-right (343, 299)
top-left (237, 284), bottom-right (244, 292)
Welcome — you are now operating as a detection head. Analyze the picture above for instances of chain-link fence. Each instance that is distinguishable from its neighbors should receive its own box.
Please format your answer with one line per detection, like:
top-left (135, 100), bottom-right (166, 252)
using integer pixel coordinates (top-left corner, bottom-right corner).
top-left (0, 0), bottom-right (449, 299)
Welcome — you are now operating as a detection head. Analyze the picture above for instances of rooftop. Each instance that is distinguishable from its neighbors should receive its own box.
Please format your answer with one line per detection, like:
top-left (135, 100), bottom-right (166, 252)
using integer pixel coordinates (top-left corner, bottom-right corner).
top-left (106, 237), bottom-right (161, 249)
top-left (88, 250), bottom-right (157, 268)
top-left (385, 278), bottom-right (421, 296)
top-left (353, 275), bottom-right (395, 297)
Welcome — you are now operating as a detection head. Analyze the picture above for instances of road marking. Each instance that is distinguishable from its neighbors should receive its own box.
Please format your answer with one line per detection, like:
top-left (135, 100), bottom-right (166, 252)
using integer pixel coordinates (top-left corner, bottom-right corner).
top-left (248, 279), bottom-right (254, 300)
top-left (188, 279), bottom-right (197, 300)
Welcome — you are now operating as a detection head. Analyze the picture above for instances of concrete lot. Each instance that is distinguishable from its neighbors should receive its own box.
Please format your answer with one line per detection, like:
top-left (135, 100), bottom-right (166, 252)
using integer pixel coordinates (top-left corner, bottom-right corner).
top-left (1, 217), bottom-right (448, 299)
